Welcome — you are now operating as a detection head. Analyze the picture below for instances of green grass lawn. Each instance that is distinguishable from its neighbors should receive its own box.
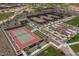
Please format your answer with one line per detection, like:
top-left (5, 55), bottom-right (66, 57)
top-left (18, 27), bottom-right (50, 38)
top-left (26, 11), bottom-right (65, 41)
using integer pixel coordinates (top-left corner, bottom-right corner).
top-left (70, 44), bottom-right (79, 52)
top-left (65, 17), bottom-right (79, 27)
top-left (67, 34), bottom-right (79, 43)
top-left (37, 46), bottom-right (65, 56)
top-left (34, 30), bottom-right (47, 40)
top-left (0, 12), bottom-right (14, 21)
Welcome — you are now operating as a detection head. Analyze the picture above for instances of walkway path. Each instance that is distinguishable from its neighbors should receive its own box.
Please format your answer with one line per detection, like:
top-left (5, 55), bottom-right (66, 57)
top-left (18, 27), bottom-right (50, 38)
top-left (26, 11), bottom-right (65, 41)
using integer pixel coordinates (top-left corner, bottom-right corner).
top-left (67, 44), bottom-right (76, 56)
top-left (30, 43), bottom-right (50, 56)
top-left (21, 50), bottom-right (27, 56)
top-left (69, 41), bottom-right (79, 45)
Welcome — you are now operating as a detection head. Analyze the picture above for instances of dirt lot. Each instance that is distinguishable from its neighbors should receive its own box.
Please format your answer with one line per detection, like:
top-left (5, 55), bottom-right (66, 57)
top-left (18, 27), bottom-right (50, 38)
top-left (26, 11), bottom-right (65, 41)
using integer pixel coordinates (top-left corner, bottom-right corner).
top-left (0, 29), bottom-right (16, 56)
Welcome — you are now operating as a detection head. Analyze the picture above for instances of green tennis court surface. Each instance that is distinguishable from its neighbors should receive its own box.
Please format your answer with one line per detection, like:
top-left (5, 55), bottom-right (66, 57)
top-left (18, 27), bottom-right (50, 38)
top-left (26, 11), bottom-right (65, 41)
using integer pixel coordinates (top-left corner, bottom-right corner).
top-left (13, 29), bottom-right (34, 44)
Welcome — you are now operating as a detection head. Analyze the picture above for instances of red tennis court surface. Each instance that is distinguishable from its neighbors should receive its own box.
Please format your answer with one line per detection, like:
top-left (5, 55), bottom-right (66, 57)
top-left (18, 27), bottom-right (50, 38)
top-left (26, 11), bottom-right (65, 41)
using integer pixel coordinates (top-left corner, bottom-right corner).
top-left (6, 27), bottom-right (41, 49)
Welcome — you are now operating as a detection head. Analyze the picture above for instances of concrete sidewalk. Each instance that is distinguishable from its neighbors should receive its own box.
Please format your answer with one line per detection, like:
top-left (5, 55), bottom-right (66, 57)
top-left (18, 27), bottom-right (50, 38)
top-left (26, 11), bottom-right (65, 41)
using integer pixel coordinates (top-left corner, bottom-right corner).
top-left (69, 41), bottom-right (79, 45)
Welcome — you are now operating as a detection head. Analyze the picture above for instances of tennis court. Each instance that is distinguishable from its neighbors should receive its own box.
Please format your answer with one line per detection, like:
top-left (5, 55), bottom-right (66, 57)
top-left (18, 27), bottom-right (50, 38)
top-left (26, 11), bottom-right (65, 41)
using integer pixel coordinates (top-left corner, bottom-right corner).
top-left (6, 27), bottom-right (41, 49)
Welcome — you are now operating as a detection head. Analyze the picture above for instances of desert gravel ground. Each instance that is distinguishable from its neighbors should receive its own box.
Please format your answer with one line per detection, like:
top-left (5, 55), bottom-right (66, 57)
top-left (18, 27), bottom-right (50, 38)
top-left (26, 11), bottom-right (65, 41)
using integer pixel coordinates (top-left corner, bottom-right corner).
top-left (0, 29), bottom-right (16, 56)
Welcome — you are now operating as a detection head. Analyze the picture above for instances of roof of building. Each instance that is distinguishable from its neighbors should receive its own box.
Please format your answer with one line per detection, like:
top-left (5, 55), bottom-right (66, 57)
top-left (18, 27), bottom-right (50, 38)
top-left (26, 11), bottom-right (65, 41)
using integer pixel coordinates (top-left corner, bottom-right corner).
top-left (30, 17), bottom-right (46, 23)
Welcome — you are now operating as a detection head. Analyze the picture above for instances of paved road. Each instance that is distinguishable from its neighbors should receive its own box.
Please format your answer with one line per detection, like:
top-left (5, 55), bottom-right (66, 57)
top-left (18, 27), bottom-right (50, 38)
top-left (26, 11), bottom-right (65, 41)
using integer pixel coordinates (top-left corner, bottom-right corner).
top-left (60, 43), bottom-right (76, 56)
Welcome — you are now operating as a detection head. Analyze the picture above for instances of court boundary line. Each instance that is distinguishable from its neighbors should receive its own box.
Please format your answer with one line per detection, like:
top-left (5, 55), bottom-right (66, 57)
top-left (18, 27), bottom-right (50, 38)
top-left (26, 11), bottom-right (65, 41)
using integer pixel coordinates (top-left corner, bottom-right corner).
top-left (6, 27), bottom-right (41, 49)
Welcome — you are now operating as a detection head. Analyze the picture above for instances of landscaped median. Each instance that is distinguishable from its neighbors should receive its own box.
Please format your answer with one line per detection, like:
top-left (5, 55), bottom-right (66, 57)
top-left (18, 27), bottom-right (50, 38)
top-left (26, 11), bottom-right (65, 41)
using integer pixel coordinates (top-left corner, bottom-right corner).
top-left (65, 16), bottom-right (79, 27)
top-left (70, 44), bottom-right (79, 53)
top-left (37, 46), bottom-right (65, 56)
top-left (68, 33), bottom-right (79, 53)
top-left (0, 12), bottom-right (14, 21)
top-left (67, 33), bottom-right (79, 43)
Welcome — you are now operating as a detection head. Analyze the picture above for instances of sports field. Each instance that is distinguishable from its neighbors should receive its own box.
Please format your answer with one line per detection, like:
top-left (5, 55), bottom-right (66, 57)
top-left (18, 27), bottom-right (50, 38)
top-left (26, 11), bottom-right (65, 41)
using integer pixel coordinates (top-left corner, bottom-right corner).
top-left (0, 12), bottom-right (14, 21)
top-left (67, 34), bottom-right (79, 43)
top-left (37, 46), bottom-right (65, 56)
top-left (70, 44), bottom-right (79, 52)
top-left (65, 17), bottom-right (79, 27)
top-left (6, 27), bottom-right (41, 49)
